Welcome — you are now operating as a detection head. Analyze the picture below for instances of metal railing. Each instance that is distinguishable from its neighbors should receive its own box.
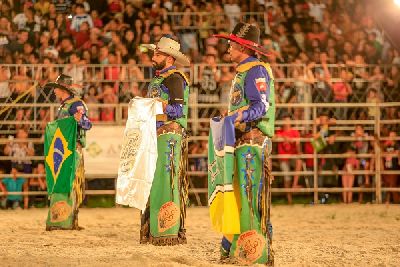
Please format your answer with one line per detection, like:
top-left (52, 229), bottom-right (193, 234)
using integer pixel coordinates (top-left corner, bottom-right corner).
top-left (1, 101), bottom-right (400, 205)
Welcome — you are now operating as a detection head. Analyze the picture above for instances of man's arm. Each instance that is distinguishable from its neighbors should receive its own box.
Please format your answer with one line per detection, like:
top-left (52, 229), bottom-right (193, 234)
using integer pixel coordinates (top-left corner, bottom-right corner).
top-left (235, 65), bottom-right (270, 123)
top-left (70, 101), bottom-right (92, 130)
top-left (162, 73), bottom-right (185, 120)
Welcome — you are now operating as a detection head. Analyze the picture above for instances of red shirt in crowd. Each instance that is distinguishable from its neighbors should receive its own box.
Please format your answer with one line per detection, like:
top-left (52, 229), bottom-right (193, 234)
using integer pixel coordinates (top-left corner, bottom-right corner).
top-left (332, 82), bottom-right (352, 101)
top-left (276, 128), bottom-right (300, 161)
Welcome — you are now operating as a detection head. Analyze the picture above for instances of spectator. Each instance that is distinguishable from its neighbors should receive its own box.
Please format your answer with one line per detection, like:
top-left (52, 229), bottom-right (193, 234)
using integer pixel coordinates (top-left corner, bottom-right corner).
top-left (13, 5), bottom-right (40, 31)
top-left (3, 129), bottom-right (34, 174)
top-left (28, 162), bottom-right (47, 207)
top-left (313, 112), bottom-right (336, 187)
top-left (58, 36), bottom-right (74, 63)
top-left (34, 0), bottom-right (50, 16)
top-left (351, 124), bottom-right (373, 203)
top-left (54, 0), bottom-right (72, 14)
top-left (276, 113), bottom-right (302, 204)
top-left (47, 3), bottom-right (57, 19)
top-left (366, 88), bottom-right (380, 120)
top-left (291, 59), bottom-right (315, 121)
top-left (313, 51), bottom-right (331, 102)
top-left (292, 22), bottom-right (305, 51)
top-left (55, 13), bottom-right (67, 32)
top-left (70, 3), bottom-right (93, 32)
top-left (0, 166), bottom-right (28, 209)
top-left (218, 64), bottom-right (234, 110)
top-left (327, 69), bottom-right (352, 119)
top-left (308, 0), bottom-right (326, 23)
top-left (90, 9), bottom-right (103, 28)
top-left (71, 21), bottom-right (90, 49)
top-left (6, 29), bottom-right (28, 54)
top-left (84, 85), bottom-right (100, 121)
top-left (107, 0), bottom-right (124, 16)
top-left (223, 0), bottom-right (240, 31)
top-left (0, 65), bottom-right (11, 102)
top-left (342, 147), bottom-right (359, 204)
top-left (81, 27), bottom-right (103, 50)
top-left (306, 22), bottom-right (327, 49)
top-left (198, 53), bottom-right (220, 103)
top-left (382, 131), bottom-right (400, 204)
top-left (63, 52), bottom-right (84, 84)
top-left (100, 82), bottom-right (117, 121)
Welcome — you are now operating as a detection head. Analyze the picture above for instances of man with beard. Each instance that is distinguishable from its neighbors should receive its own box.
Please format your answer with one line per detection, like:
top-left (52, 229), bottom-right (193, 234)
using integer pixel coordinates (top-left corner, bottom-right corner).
top-left (139, 35), bottom-right (191, 245)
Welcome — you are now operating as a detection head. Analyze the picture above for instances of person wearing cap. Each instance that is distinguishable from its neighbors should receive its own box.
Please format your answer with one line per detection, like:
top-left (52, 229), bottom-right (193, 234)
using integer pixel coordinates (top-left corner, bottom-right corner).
top-left (209, 23), bottom-right (275, 265)
top-left (45, 74), bottom-right (92, 230)
top-left (139, 35), bottom-right (190, 246)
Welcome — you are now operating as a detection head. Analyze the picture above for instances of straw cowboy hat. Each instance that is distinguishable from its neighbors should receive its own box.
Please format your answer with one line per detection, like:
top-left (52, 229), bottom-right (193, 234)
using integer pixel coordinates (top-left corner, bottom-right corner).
top-left (46, 74), bottom-right (82, 96)
top-left (142, 35), bottom-right (190, 66)
top-left (214, 22), bottom-right (270, 57)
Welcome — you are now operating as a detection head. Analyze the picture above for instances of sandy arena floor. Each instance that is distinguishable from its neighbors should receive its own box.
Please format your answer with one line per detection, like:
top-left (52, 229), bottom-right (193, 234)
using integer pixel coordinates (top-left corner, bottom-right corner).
top-left (0, 204), bottom-right (399, 267)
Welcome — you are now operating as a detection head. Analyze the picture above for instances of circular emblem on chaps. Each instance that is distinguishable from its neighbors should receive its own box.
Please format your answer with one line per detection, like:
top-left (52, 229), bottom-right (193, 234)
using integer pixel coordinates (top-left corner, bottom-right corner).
top-left (158, 201), bottom-right (180, 233)
top-left (235, 230), bottom-right (266, 264)
top-left (50, 201), bottom-right (72, 223)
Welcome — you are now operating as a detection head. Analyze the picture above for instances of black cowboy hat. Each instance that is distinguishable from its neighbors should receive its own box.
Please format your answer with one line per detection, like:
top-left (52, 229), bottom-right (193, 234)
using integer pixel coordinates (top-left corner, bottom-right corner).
top-left (214, 22), bottom-right (270, 57)
top-left (45, 74), bottom-right (75, 95)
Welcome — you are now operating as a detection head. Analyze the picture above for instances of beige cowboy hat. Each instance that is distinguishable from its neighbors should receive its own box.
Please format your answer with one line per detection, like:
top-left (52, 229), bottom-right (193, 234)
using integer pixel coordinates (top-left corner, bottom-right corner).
top-left (142, 35), bottom-right (190, 66)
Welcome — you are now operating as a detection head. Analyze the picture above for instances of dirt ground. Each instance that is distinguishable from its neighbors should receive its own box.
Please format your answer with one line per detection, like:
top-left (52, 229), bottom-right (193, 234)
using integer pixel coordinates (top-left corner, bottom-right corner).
top-left (1, 204), bottom-right (399, 267)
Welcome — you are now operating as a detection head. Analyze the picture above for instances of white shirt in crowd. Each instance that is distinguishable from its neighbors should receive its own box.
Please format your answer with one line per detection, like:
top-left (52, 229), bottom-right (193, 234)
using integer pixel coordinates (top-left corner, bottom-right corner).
top-left (308, 2), bottom-right (326, 23)
top-left (70, 13), bottom-right (93, 32)
top-left (13, 13), bottom-right (41, 31)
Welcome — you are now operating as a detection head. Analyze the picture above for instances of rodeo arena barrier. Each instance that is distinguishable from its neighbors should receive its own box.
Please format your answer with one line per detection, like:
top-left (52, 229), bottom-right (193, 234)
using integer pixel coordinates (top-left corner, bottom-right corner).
top-left (0, 63), bottom-right (399, 205)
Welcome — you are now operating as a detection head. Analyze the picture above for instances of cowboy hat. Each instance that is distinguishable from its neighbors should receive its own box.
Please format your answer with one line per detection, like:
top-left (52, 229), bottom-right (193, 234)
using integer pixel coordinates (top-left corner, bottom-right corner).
top-left (46, 74), bottom-right (81, 96)
top-left (214, 22), bottom-right (270, 57)
top-left (142, 35), bottom-right (190, 66)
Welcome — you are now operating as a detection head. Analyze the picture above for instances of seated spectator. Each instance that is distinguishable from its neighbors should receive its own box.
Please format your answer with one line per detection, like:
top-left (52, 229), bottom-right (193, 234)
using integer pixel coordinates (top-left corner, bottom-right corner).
top-left (276, 113), bottom-right (302, 204)
top-left (0, 166), bottom-right (28, 209)
top-left (342, 147), bottom-right (359, 204)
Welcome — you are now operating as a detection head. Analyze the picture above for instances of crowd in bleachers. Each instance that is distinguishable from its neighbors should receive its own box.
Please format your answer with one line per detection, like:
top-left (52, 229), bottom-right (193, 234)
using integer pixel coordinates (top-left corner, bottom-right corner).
top-left (0, 0), bottom-right (399, 207)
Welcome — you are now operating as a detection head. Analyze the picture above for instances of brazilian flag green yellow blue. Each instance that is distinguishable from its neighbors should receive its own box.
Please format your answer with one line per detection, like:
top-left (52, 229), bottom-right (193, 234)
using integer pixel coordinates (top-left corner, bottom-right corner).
top-left (208, 116), bottom-right (240, 234)
top-left (44, 117), bottom-right (77, 195)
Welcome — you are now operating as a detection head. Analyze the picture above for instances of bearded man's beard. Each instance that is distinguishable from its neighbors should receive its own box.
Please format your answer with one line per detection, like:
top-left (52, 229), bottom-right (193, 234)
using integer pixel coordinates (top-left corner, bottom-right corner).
top-left (153, 58), bottom-right (167, 70)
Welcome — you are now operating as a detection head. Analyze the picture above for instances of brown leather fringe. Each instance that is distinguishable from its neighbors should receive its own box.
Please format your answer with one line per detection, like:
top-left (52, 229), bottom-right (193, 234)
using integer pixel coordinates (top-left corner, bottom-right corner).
top-left (149, 233), bottom-right (187, 246)
top-left (178, 130), bottom-right (189, 234)
top-left (261, 144), bottom-right (274, 266)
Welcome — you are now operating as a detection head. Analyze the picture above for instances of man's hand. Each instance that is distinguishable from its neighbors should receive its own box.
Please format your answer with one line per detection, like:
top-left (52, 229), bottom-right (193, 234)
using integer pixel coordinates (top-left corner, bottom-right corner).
top-left (157, 98), bottom-right (167, 111)
top-left (234, 110), bottom-right (243, 124)
top-left (74, 112), bottom-right (83, 122)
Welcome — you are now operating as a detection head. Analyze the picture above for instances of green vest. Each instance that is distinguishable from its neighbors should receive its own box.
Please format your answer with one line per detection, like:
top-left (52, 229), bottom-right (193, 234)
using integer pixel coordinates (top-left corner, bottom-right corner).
top-left (148, 69), bottom-right (190, 129)
top-left (229, 61), bottom-right (275, 137)
top-left (57, 97), bottom-right (89, 147)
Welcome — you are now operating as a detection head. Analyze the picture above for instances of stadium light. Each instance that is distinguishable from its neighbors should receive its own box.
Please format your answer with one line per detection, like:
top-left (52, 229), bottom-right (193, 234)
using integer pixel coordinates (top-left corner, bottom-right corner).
top-left (394, 0), bottom-right (400, 7)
